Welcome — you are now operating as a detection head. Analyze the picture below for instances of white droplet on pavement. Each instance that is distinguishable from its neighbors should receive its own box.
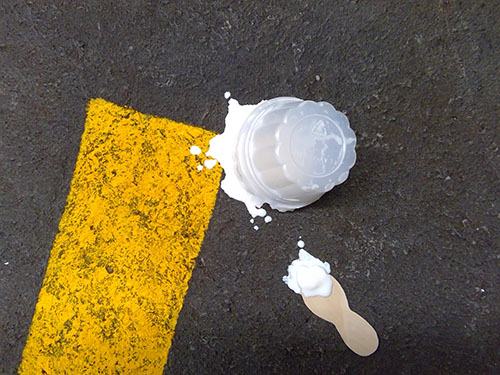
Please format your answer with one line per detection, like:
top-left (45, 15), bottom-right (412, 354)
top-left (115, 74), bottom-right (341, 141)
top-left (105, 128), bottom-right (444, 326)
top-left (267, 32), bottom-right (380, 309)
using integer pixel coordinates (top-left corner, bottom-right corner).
top-left (204, 159), bottom-right (217, 169)
top-left (190, 145), bottom-right (202, 155)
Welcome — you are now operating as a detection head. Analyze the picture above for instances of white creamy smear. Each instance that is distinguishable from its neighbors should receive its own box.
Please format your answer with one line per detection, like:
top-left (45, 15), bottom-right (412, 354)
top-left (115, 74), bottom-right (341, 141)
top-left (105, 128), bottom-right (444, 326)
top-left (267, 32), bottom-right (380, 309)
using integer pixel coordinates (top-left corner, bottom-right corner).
top-left (283, 249), bottom-right (333, 297)
top-left (204, 159), bottom-right (217, 169)
top-left (206, 98), bottom-right (268, 218)
top-left (190, 145), bottom-right (202, 155)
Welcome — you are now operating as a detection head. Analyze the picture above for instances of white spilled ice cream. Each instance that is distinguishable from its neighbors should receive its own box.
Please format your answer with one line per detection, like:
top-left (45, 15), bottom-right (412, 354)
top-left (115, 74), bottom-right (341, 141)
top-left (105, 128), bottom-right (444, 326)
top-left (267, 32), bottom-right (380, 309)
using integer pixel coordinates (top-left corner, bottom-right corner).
top-left (189, 145), bottom-right (202, 155)
top-left (283, 249), bottom-right (333, 297)
top-left (206, 98), bottom-right (268, 217)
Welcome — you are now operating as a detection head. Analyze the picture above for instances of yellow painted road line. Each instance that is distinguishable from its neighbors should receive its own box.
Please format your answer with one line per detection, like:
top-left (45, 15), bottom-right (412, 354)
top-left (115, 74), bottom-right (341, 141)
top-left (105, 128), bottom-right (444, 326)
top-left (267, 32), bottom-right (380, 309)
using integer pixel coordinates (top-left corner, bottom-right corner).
top-left (19, 98), bottom-right (221, 374)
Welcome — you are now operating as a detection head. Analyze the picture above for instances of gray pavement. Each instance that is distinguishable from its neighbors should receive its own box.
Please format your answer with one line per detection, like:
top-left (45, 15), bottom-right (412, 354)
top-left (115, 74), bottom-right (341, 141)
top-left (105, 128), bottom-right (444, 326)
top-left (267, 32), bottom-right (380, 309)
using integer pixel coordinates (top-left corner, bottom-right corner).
top-left (1, 1), bottom-right (499, 374)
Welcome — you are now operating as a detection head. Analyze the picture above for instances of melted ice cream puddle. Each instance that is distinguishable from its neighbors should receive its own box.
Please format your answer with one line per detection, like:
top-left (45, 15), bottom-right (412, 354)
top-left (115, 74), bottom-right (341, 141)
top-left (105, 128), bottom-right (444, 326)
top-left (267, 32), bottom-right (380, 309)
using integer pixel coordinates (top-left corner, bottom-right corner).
top-left (206, 98), bottom-right (268, 218)
top-left (283, 249), bottom-right (379, 356)
top-left (190, 145), bottom-right (202, 155)
top-left (204, 159), bottom-right (217, 169)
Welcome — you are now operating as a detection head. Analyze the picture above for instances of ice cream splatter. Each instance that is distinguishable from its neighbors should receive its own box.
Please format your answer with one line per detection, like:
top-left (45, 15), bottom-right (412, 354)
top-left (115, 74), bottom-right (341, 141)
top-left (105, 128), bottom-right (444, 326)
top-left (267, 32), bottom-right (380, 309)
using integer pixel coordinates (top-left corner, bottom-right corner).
top-left (297, 240), bottom-right (305, 248)
top-left (206, 98), bottom-right (267, 218)
top-left (190, 145), bottom-right (202, 155)
top-left (224, 91), bottom-right (231, 99)
top-left (264, 216), bottom-right (272, 223)
top-left (204, 159), bottom-right (217, 169)
top-left (253, 225), bottom-right (259, 231)
top-left (197, 165), bottom-right (203, 171)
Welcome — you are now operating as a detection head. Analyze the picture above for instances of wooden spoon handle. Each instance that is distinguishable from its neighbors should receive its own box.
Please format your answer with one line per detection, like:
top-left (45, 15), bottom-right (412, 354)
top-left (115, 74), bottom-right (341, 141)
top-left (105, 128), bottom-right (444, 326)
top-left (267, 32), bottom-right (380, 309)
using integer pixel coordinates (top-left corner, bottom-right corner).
top-left (335, 309), bottom-right (379, 356)
top-left (302, 276), bottom-right (378, 356)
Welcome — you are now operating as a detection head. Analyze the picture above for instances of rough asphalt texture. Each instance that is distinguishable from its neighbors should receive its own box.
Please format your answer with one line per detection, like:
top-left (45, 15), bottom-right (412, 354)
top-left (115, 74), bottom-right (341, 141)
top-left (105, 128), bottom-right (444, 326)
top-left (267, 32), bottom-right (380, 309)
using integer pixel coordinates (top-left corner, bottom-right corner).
top-left (1, 1), bottom-right (499, 374)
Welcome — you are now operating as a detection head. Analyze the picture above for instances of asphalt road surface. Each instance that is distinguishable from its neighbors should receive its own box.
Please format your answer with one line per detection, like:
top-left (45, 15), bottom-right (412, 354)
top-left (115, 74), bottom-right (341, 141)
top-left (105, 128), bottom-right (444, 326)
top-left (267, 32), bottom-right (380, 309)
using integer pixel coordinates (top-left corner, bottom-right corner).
top-left (1, 1), bottom-right (499, 374)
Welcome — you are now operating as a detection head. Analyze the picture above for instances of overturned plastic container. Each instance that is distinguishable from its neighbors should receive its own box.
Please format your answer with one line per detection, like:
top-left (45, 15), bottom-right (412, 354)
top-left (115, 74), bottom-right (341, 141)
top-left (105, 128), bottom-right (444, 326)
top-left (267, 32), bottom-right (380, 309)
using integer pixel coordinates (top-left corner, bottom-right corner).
top-left (235, 97), bottom-right (356, 212)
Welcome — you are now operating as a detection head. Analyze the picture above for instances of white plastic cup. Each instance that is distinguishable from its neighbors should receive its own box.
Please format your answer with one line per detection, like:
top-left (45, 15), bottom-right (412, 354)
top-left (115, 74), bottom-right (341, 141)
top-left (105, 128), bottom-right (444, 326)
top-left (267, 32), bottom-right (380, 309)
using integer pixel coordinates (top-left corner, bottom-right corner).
top-left (235, 97), bottom-right (356, 212)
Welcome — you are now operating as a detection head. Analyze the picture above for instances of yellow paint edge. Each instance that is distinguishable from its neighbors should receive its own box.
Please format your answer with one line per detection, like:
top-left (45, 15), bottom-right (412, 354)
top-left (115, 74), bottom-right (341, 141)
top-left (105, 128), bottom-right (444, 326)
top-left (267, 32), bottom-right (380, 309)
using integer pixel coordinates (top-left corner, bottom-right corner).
top-left (19, 98), bottom-right (221, 374)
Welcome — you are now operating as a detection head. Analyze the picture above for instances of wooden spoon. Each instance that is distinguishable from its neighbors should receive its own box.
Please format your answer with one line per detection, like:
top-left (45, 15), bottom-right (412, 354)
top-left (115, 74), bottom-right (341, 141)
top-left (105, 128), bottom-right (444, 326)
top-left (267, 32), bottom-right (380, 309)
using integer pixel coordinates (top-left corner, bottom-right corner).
top-left (302, 275), bottom-right (378, 356)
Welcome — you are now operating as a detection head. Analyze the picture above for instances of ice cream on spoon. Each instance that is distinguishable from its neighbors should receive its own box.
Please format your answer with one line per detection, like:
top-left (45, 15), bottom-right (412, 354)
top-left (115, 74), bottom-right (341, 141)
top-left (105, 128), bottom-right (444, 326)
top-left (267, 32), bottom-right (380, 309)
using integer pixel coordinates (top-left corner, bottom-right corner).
top-left (283, 249), bottom-right (379, 357)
